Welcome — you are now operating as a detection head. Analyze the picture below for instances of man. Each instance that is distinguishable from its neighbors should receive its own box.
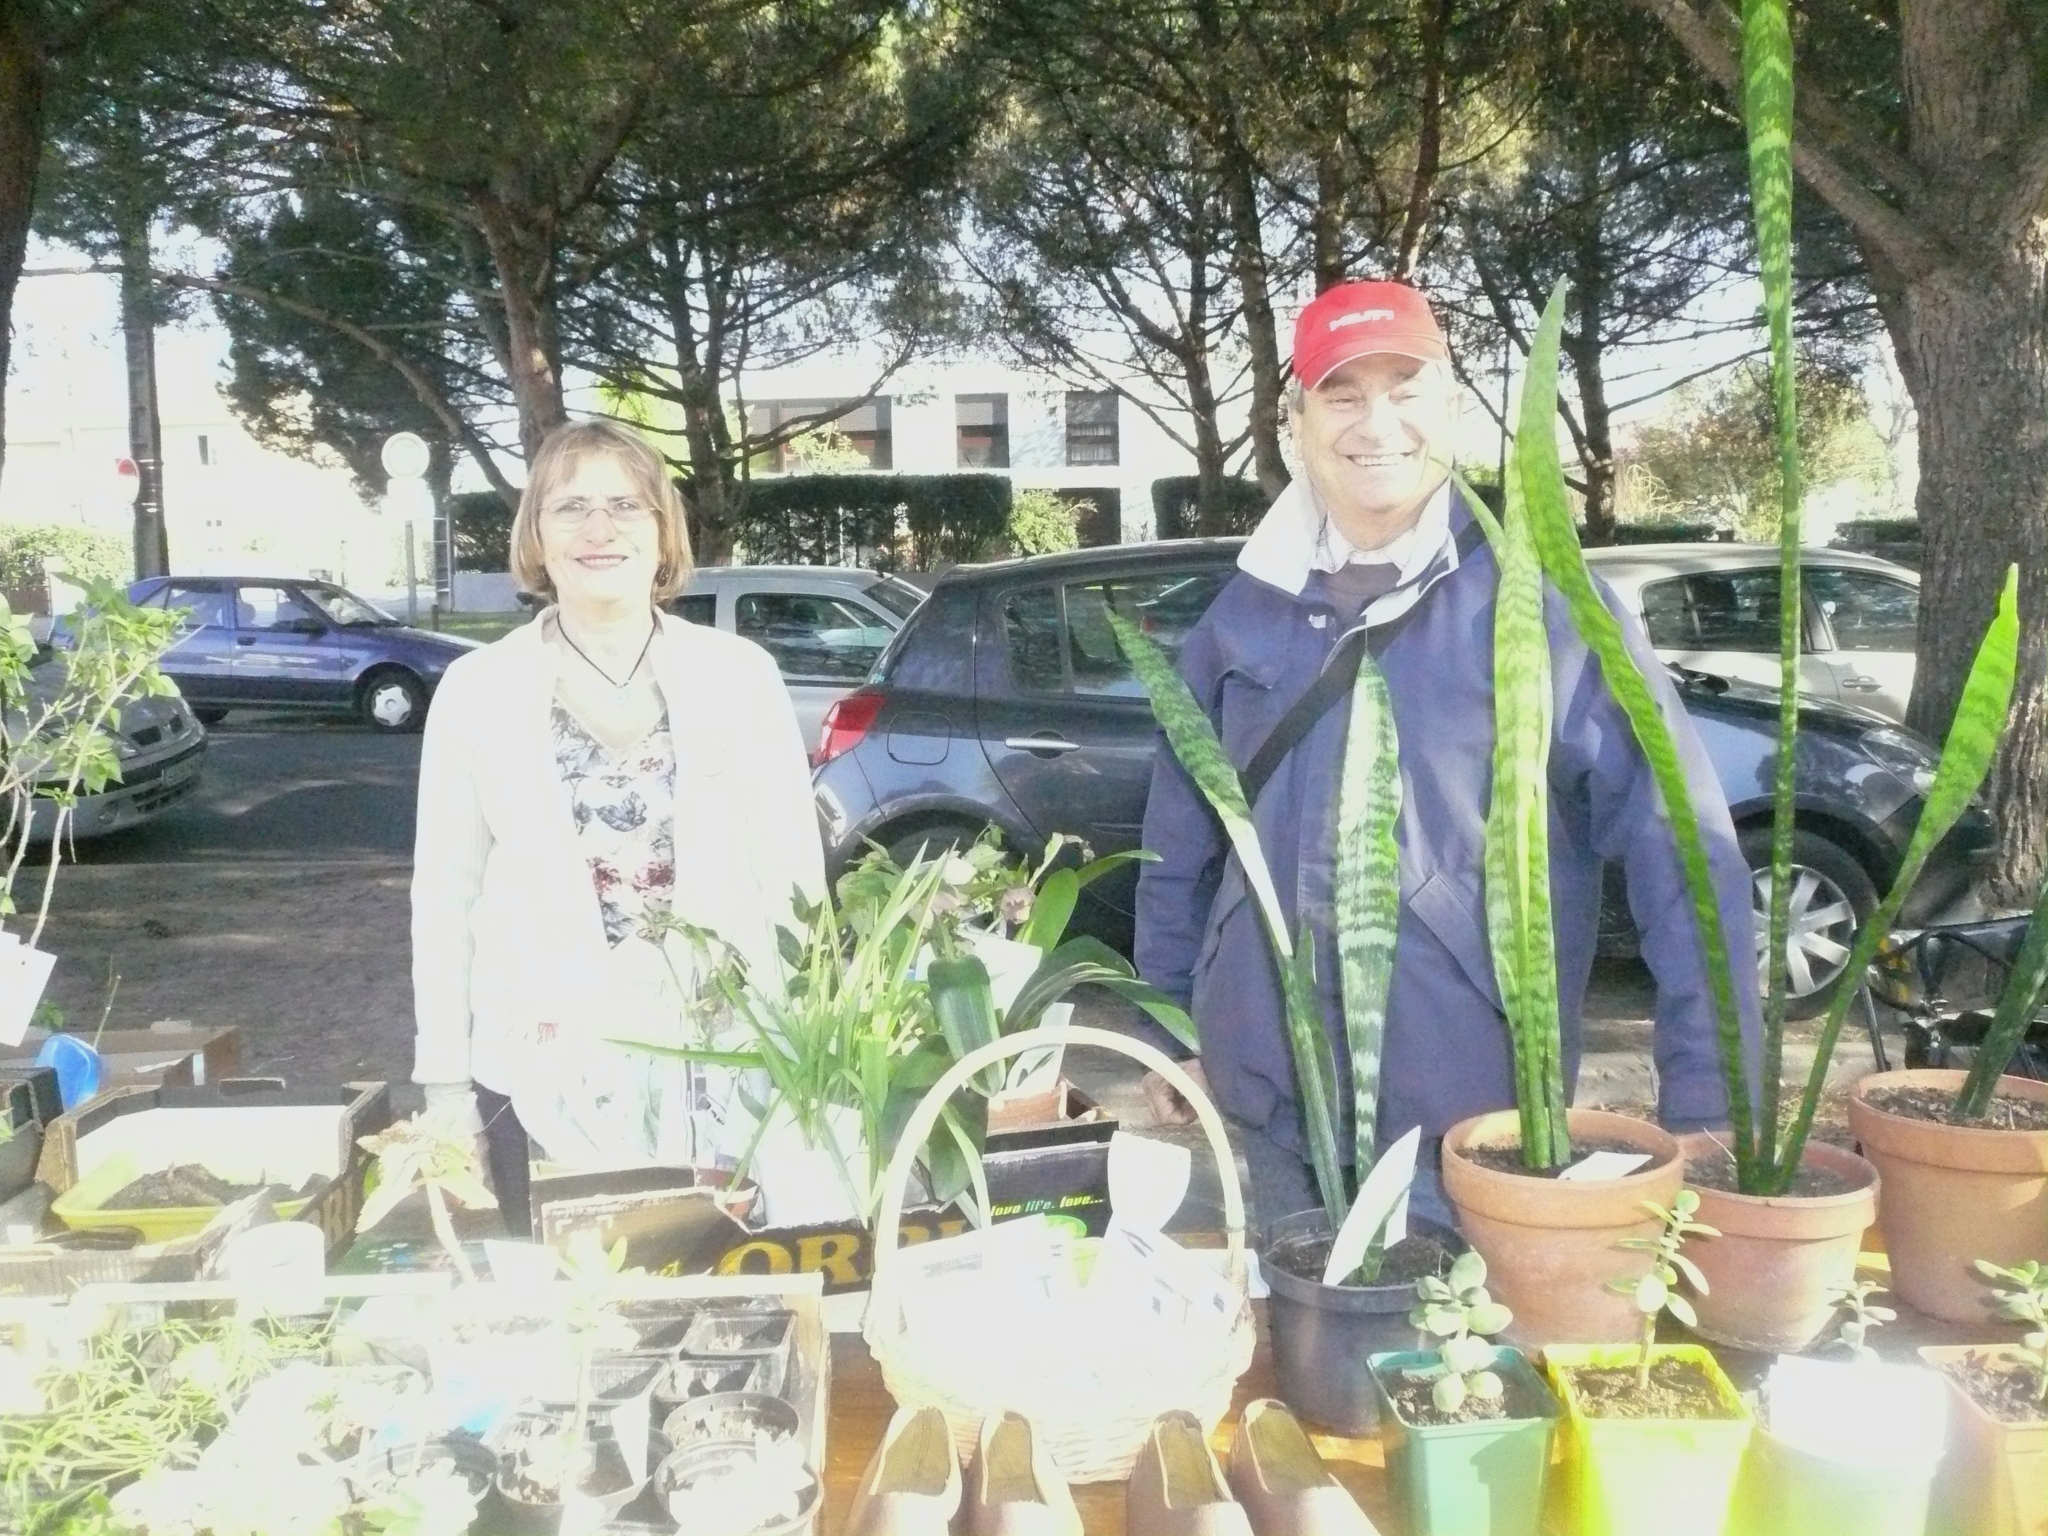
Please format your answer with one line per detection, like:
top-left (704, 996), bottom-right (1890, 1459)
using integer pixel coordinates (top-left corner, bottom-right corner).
top-left (1134, 279), bottom-right (1759, 1228)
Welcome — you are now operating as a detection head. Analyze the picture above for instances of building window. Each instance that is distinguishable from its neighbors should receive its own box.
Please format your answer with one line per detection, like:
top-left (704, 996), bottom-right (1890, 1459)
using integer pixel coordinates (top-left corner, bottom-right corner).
top-left (1065, 391), bottom-right (1119, 466)
top-left (746, 398), bottom-right (894, 472)
top-left (956, 393), bottom-right (1009, 468)
top-left (197, 435), bottom-right (211, 466)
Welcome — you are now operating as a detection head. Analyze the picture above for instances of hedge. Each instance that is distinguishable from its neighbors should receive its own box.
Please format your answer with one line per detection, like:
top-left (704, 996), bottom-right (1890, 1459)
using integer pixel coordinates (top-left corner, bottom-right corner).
top-left (1150, 475), bottom-right (1268, 540)
top-left (0, 525), bottom-right (130, 599)
top-left (734, 473), bottom-right (1010, 569)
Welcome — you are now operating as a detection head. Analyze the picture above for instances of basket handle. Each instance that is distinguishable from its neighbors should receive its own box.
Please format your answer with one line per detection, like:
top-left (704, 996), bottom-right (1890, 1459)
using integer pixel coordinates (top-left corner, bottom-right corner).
top-left (867, 1025), bottom-right (1245, 1306)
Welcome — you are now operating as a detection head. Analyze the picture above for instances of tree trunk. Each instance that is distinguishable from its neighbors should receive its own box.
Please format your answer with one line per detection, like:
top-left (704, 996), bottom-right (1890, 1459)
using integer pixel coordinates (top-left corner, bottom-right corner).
top-left (0, 1), bottom-right (45, 486)
top-left (472, 191), bottom-right (566, 463)
top-left (1569, 199), bottom-right (1617, 546)
top-left (1890, 237), bottom-right (2048, 904)
top-left (1312, 142), bottom-right (1346, 293)
top-left (118, 216), bottom-right (168, 578)
top-left (1220, 147), bottom-right (1290, 501)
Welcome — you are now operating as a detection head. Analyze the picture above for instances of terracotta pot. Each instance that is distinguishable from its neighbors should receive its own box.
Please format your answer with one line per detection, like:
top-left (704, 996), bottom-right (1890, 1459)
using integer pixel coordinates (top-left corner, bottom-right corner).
top-left (1440, 1109), bottom-right (1682, 1346)
top-left (1919, 1344), bottom-right (2048, 1536)
top-left (1676, 1133), bottom-right (1879, 1352)
top-left (1847, 1070), bottom-right (2048, 1325)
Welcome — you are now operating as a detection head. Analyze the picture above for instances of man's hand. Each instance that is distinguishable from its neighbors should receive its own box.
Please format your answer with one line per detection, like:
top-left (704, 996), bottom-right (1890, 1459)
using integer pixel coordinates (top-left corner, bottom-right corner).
top-left (1141, 1060), bottom-right (1208, 1126)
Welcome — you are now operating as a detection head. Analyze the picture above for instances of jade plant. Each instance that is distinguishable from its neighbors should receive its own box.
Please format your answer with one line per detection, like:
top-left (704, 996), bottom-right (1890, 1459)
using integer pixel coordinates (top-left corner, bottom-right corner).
top-left (1110, 609), bottom-right (1403, 1275)
top-left (1827, 1278), bottom-right (1896, 1364)
top-left (1975, 1258), bottom-right (2048, 1404)
top-left (356, 1107), bottom-right (498, 1285)
top-left (1403, 1250), bottom-right (1515, 1414)
top-left (1613, 1190), bottom-right (1718, 1392)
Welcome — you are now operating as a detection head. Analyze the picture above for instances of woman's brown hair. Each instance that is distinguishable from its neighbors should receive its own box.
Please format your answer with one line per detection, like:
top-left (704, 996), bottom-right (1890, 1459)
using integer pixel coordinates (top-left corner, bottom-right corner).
top-left (509, 420), bottom-right (693, 602)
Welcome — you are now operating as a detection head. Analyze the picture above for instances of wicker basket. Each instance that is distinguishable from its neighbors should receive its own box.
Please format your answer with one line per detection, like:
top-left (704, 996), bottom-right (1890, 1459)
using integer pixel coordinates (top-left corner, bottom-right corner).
top-left (862, 1025), bottom-right (1254, 1483)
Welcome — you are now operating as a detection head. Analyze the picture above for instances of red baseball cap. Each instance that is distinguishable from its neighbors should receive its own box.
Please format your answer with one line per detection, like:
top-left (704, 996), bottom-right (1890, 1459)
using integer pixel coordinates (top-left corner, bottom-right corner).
top-left (1291, 280), bottom-right (1449, 391)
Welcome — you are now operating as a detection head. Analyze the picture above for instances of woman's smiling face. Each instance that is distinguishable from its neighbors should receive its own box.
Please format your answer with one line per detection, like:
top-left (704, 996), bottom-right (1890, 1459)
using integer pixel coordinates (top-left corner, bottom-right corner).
top-left (537, 451), bottom-right (660, 611)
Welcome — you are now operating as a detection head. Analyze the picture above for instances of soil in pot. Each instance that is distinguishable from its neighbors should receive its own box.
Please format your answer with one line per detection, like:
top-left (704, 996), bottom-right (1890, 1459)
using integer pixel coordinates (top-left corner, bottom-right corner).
top-left (106, 1166), bottom-right (315, 1208)
top-left (1380, 1363), bottom-right (1554, 1427)
top-left (1864, 1085), bottom-right (2048, 1131)
top-left (496, 1425), bottom-right (635, 1507)
top-left (1935, 1350), bottom-right (2048, 1424)
top-left (1556, 1357), bottom-right (1744, 1421)
top-left (1264, 1227), bottom-right (1453, 1288)
top-left (1456, 1137), bottom-right (1661, 1180)
top-left (1683, 1156), bottom-right (1861, 1196)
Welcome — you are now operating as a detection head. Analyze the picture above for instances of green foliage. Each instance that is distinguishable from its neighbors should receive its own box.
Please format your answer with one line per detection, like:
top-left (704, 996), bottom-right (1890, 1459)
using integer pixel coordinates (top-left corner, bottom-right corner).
top-left (736, 474), bottom-right (1011, 570)
top-left (1008, 488), bottom-right (1080, 556)
top-left (448, 492), bottom-right (514, 572)
top-left (1827, 1278), bottom-right (1895, 1364)
top-left (1335, 656), bottom-right (1401, 1185)
top-left (356, 1107), bottom-right (497, 1284)
top-left (1149, 477), bottom-right (1267, 540)
top-left (1106, 608), bottom-right (1348, 1233)
top-left (1954, 860), bottom-right (2048, 1120)
top-left (1974, 1259), bottom-right (2048, 1404)
top-left (1404, 1250), bottom-right (1515, 1415)
top-left (0, 526), bottom-right (129, 595)
top-left (1613, 1189), bottom-right (1719, 1392)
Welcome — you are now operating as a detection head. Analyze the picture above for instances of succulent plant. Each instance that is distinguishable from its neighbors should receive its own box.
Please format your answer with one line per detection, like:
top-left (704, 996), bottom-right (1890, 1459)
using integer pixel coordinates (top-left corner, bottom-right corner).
top-left (1404, 1250), bottom-right (1515, 1414)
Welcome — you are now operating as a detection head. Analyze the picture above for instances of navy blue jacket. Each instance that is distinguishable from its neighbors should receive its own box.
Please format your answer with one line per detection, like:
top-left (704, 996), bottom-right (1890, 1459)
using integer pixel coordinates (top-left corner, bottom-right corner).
top-left (1132, 488), bottom-right (1761, 1161)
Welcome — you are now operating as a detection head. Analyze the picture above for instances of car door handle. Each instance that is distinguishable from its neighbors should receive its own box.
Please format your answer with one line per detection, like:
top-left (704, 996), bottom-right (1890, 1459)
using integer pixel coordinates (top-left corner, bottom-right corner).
top-left (1841, 675), bottom-right (1882, 691)
top-left (1005, 734), bottom-right (1081, 755)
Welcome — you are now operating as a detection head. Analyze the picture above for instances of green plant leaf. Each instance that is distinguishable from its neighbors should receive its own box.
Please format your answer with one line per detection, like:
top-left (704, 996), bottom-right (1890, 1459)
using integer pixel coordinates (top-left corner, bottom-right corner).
top-left (1487, 289), bottom-right (1758, 1186)
top-left (1447, 1249), bottom-right (1488, 1294)
top-left (1635, 1274), bottom-right (1670, 1314)
top-left (1108, 609), bottom-right (1344, 1226)
top-left (1442, 1334), bottom-right (1495, 1375)
top-left (1467, 1301), bottom-right (1513, 1338)
top-left (1335, 651), bottom-right (1402, 1177)
top-left (1955, 859), bottom-right (2048, 1120)
top-left (1670, 1252), bottom-right (1711, 1296)
top-left (1777, 566), bottom-right (2021, 1182)
top-left (1665, 1291), bottom-right (1699, 1329)
top-left (1432, 1372), bottom-right (1467, 1415)
top-left (928, 954), bottom-right (1004, 1094)
top-left (1018, 867), bottom-right (1080, 952)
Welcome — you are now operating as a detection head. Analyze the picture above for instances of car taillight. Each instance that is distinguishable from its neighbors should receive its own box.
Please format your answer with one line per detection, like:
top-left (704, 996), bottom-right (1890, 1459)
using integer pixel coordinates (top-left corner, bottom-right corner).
top-left (815, 689), bottom-right (885, 766)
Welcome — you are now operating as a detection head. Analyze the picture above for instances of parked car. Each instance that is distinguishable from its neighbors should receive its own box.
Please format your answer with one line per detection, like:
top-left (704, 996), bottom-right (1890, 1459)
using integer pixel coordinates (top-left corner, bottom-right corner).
top-left (666, 565), bottom-right (926, 745)
top-left (14, 658), bottom-right (207, 840)
top-left (811, 540), bottom-right (1992, 1015)
top-left (1582, 543), bottom-right (1920, 721)
top-left (123, 577), bottom-right (481, 733)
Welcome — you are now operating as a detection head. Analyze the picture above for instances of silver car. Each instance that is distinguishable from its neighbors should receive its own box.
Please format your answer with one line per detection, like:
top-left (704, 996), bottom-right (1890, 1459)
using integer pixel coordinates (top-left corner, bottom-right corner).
top-left (1583, 544), bottom-right (1920, 721)
top-left (668, 566), bottom-right (925, 746)
top-left (17, 673), bottom-right (207, 840)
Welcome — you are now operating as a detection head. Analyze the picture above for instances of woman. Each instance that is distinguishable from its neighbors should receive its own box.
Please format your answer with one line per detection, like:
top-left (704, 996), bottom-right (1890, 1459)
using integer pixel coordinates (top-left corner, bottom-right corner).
top-left (410, 420), bottom-right (824, 1229)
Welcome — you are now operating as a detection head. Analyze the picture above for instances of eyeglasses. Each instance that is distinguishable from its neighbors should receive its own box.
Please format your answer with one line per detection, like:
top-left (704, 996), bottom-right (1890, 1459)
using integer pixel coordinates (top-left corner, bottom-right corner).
top-left (541, 496), bottom-right (655, 528)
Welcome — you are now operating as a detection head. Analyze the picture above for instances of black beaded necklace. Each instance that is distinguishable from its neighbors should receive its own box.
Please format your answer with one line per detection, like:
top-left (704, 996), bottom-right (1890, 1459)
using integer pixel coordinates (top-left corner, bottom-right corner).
top-left (557, 613), bottom-right (656, 689)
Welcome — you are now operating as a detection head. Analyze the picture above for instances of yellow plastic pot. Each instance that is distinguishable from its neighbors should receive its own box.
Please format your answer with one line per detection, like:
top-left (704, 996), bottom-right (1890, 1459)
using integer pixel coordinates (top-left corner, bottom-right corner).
top-left (1542, 1343), bottom-right (1753, 1536)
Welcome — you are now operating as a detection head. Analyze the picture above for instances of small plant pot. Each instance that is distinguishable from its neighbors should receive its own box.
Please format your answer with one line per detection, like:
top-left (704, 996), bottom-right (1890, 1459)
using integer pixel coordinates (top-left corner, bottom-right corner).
top-left (1739, 1417), bottom-right (1938, 1536)
top-left (1542, 1343), bottom-right (1753, 1536)
top-left (1677, 1133), bottom-right (1880, 1352)
top-left (1441, 1109), bottom-right (1683, 1345)
top-left (1261, 1209), bottom-right (1461, 1434)
top-left (1369, 1346), bottom-right (1557, 1536)
top-left (655, 1439), bottom-right (820, 1536)
top-left (1918, 1344), bottom-right (2048, 1536)
top-left (1847, 1069), bottom-right (2048, 1324)
top-left (588, 1354), bottom-right (668, 1403)
top-left (353, 1435), bottom-right (497, 1503)
top-left (491, 1431), bottom-right (641, 1536)
top-left (661, 1392), bottom-right (800, 1451)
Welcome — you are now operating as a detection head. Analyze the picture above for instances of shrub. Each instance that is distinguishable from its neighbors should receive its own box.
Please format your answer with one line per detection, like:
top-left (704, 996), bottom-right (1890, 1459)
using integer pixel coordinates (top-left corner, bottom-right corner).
top-left (1150, 475), bottom-right (1267, 540)
top-left (734, 474), bottom-right (1011, 570)
top-left (1008, 488), bottom-right (1078, 555)
top-left (0, 525), bottom-right (130, 598)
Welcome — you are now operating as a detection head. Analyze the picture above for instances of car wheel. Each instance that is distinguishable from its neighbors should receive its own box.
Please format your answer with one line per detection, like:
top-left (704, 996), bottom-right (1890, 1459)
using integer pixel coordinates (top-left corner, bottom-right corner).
top-left (1738, 825), bottom-right (1880, 1020)
top-left (881, 821), bottom-right (985, 871)
top-left (360, 670), bottom-right (427, 734)
top-left (192, 708), bottom-right (228, 726)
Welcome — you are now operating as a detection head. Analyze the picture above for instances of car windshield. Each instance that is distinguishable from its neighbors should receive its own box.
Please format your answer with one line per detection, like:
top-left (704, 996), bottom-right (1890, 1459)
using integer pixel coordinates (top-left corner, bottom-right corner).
top-left (865, 578), bottom-right (925, 621)
top-left (302, 585), bottom-right (396, 627)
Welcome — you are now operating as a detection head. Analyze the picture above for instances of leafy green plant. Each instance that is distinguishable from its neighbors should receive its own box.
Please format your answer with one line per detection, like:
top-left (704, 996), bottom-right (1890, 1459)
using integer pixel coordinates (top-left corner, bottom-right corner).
top-left (1613, 1190), bottom-right (1718, 1393)
top-left (1953, 869), bottom-right (2048, 1122)
top-left (355, 1108), bottom-right (498, 1285)
top-left (1974, 1258), bottom-right (2048, 1405)
top-left (1404, 1250), bottom-right (1515, 1414)
top-left (1827, 1278), bottom-right (1895, 1364)
top-left (357, 1464), bottom-right (482, 1536)
top-left (1009, 487), bottom-right (1080, 555)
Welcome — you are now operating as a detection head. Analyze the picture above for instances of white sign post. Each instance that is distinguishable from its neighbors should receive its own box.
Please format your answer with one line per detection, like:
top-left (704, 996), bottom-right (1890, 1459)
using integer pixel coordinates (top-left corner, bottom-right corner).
top-left (380, 433), bottom-right (432, 625)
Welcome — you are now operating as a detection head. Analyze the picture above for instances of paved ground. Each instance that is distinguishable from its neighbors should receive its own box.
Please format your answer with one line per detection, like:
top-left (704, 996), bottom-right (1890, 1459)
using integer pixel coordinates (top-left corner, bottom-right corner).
top-left (30, 713), bottom-right (1885, 1221)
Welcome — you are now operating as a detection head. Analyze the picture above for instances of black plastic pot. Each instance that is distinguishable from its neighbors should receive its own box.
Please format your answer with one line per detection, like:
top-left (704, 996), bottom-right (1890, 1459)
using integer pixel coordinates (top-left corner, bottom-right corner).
top-left (1262, 1209), bottom-right (1461, 1435)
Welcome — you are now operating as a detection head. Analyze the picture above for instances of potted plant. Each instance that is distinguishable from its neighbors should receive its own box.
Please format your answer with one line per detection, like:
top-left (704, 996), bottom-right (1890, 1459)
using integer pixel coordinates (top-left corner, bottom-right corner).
top-left (1368, 1252), bottom-right (1558, 1536)
top-left (1845, 898), bottom-right (2048, 1324)
top-left (1541, 1193), bottom-right (1752, 1536)
top-left (1434, 323), bottom-right (1686, 1347)
top-left (1113, 614), bottom-right (1457, 1433)
top-left (356, 1107), bottom-right (499, 1283)
top-left (1918, 1259), bottom-right (2048, 1536)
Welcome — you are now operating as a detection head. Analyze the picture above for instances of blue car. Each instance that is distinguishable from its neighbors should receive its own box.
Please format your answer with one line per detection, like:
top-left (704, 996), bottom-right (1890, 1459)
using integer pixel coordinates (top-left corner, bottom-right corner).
top-left (126, 576), bottom-right (480, 733)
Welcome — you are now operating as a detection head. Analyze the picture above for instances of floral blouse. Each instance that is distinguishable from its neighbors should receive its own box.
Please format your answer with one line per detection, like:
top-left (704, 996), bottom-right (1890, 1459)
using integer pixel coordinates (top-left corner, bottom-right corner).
top-left (551, 703), bottom-right (677, 946)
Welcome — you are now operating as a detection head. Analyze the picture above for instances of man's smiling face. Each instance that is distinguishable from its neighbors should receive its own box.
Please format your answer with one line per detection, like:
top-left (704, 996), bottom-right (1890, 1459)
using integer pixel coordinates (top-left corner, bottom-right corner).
top-left (1293, 353), bottom-right (1459, 549)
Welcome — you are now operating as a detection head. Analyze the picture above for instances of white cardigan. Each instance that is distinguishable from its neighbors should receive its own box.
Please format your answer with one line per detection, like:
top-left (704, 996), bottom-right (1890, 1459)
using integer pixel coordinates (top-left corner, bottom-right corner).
top-left (409, 609), bottom-right (826, 1095)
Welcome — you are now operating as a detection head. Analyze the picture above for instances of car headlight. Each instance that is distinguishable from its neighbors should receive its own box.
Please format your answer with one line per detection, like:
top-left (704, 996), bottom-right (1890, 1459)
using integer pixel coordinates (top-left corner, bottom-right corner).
top-left (1861, 726), bottom-right (1939, 796)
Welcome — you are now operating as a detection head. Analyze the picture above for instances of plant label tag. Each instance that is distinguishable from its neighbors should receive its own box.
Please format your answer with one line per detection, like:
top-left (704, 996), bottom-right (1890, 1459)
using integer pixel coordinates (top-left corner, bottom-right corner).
top-left (1323, 1126), bottom-right (1422, 1285)
top-left (1557, 1151), bottom-right (1652, 1181)
top-left (0, 937), bottom-right (53, 1049)
top-left (1106, 1132), bottom-right (1191, 1233)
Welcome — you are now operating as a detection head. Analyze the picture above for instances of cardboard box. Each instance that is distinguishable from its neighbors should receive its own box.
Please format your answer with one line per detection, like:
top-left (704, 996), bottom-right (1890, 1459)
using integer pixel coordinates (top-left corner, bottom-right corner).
top-left (0, 1081), bottom-right (393, 1296)
top-left (710, 1088), bottom-right (1117, 1296)
top-left (0, 1025), bottom-right (241, 1101)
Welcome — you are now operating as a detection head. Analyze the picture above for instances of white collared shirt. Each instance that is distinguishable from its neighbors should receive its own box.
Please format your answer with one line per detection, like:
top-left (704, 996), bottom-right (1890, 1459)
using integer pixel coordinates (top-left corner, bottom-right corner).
top-left (1238, 477), bottom-right (1462, 629)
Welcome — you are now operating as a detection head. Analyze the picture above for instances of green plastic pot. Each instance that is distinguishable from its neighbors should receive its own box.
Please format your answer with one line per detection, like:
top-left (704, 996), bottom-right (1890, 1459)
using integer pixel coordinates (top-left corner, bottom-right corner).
top-left (1543, 1344), bottom-right (1753, 1536)
top-left (1369, 1347), bottom-right (1557, 1536)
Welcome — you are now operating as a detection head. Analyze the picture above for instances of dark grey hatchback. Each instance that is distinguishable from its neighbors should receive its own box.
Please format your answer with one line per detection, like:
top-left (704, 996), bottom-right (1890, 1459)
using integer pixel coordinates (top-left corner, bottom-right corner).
top-left (811, 540), bottom-right (1995, 1016)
